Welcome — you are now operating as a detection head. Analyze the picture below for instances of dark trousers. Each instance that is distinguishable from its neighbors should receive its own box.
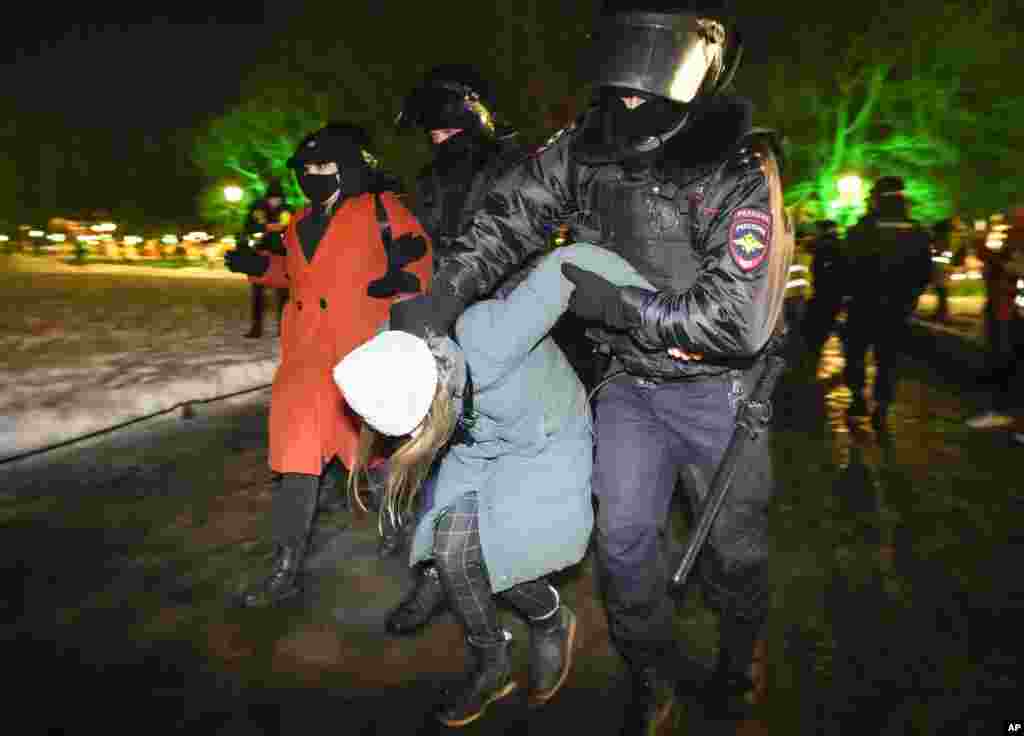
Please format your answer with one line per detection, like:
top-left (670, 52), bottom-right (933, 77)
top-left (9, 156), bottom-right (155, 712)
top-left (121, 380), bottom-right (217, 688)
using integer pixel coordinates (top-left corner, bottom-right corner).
top-left (250, 284), bottom-right (289, 332)
top-left (592, 368), bottom-right (773, 675)
top-left (842, 301), bottom-right (912, 406)
top-left (983, 303), bottom-right (1023, 411)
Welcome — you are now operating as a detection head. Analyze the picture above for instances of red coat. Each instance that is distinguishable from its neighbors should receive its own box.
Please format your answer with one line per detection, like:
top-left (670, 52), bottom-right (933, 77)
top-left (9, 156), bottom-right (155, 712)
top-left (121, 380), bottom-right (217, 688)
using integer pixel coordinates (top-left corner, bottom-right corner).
top-left (250, 192), bottom-right (432, 475)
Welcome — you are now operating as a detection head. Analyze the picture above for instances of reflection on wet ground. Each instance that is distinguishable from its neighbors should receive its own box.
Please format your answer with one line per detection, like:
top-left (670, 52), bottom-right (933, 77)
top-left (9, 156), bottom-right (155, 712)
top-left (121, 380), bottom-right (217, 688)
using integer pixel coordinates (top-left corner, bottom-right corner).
top-left (2, 337), bottom-right (1022, 734)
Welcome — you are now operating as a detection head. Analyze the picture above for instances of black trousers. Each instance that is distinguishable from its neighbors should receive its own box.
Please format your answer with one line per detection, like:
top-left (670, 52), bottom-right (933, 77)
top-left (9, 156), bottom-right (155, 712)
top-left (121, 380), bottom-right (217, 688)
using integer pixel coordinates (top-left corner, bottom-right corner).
top-left (842, 301), bottom-right (913, 406)
top-left (250, 284), bottom-right (289, 331)
top-left (592, 366), bottom-right (772, 676)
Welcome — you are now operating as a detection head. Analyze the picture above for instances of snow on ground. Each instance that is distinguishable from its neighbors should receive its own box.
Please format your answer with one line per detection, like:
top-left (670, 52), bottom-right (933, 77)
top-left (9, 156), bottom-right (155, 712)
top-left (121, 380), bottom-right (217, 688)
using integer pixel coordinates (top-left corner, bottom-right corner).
top-left (0, 255), bottom-right (987, 462)
top-left (1, 256), bottom-right (280, 460)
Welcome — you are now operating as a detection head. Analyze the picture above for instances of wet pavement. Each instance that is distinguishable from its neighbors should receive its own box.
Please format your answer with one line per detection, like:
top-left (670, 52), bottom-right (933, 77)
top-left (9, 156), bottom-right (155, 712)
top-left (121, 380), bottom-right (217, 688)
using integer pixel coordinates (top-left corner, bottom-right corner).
top-left (2, 336), bottom-right (1022, 735)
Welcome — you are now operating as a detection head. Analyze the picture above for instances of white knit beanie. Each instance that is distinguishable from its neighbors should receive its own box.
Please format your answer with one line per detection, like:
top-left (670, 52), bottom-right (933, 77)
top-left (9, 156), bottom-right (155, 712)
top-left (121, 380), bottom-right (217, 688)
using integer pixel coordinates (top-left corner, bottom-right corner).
top-left (333, 331), bottom-right (439, 437)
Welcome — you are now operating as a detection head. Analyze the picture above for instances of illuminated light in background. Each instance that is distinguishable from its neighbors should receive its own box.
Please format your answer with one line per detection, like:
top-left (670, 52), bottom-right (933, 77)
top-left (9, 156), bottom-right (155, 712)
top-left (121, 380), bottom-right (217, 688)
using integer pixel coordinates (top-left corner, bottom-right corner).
top-left (161, 235), bottom-right (180, 245)
top-left (123, 236), bottom-right (143, 246)
top-left (28, 230), bottom-right (45, 238)
top-left (223, 185), bottom-right (244, 203)
top-left (0, 235), bottom-right (9, 242)
top-left (219, 236), bottom-right (237, 245)
top-left (836, 174), bottom-right (864, 199)
top-left (932, 256), bottom-right (951, 264)
top-left (46, 234), bottom-right (66, 242)
top-left (184, 231), bottom-right (213, 242)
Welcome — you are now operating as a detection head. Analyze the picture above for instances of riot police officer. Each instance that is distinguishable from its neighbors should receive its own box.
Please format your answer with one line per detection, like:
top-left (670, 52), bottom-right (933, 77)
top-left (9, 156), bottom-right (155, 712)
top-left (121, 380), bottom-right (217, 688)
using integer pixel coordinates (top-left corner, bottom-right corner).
top-left (842, 176), bottom-right (932, 428)
top-left (388, 1), bottom-right (794, 731)
top-left (242, 180), bottom-right (292, 338)
top-left (380, 64), bottom-right (527, 630)
top-left (801, 219), bottom-right (846, 367)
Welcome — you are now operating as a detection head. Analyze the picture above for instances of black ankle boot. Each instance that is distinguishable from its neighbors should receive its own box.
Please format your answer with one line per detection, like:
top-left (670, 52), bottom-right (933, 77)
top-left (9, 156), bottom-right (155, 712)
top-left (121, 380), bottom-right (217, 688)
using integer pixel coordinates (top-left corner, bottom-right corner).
top-left (527, 605), bottom-right (576, 706)
top-left (239, 538), bottom-right (307, 608)
top-left (437, 631), bottom-right (518, 728)
top-left (386, 564), bottom-right (447, 635)
top-left (620, 666), bottom-right (676, 736)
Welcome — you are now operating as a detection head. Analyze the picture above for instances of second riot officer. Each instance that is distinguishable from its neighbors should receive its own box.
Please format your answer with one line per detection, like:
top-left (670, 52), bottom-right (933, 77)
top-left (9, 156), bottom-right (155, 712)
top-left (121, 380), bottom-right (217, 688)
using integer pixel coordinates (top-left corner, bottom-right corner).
top-left (381, 64), bottom-right (526, 630)
top-left (388, 1), bottom-right (794, 731)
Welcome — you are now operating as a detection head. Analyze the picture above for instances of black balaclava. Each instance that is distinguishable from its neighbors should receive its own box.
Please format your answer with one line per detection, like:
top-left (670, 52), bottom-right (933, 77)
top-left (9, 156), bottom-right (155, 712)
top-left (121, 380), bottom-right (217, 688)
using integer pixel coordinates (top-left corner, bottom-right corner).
top-left (297, 170), bottom-right (343, 209)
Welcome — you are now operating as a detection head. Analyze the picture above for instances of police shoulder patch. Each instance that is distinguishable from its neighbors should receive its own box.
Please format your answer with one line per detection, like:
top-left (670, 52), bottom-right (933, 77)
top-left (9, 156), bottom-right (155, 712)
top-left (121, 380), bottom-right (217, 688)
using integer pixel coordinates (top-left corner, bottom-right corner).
top-left (728, 208), bottom-right (771, 271)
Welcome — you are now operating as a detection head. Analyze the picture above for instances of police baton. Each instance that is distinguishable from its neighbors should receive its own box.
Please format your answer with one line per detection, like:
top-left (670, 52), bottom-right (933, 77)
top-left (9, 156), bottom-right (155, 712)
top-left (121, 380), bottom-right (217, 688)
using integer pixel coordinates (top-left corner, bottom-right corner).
top-left (670, 355), bottom-right (787, 592)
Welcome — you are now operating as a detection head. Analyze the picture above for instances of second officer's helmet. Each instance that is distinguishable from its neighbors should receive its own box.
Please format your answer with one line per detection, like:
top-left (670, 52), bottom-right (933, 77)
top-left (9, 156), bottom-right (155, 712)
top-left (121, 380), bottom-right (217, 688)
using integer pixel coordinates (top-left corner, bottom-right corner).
top-left (395, 64), bottom-right (496, 137)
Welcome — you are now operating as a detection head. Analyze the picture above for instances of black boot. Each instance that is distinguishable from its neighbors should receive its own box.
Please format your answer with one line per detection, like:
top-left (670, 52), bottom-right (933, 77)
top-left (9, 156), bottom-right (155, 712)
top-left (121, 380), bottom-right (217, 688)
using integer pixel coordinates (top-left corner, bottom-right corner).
top-left (240, 473), bottom-right (317, 608)
top-left (239, 538), bottom-right (307, 607)
top-left (527, 604), bottom-right (577, 706)
top-left (316, 458), bottom-right (348, 514)
top-left (620, 666), bottom-right (677, 736)
top-left (386, 564), bottom-right (447, 635)
top-left (437, 631), bottom-right (518, 728)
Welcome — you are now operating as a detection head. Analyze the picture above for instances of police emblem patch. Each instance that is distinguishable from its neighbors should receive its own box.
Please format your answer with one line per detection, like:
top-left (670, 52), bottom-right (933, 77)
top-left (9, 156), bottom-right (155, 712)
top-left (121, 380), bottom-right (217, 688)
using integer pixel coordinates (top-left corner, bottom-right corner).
top-left (728, 208), bottom-right (771, 271)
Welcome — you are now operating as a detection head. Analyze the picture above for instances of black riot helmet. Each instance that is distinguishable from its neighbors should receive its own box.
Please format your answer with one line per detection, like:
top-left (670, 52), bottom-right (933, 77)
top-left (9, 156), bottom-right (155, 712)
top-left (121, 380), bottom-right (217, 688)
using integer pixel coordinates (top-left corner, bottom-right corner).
top-left (395, 64), bottom-right (496, 137)
top-left (286, 123), bottom-right (382, 204)
top-left (579, 1), bottom-right (743, 160)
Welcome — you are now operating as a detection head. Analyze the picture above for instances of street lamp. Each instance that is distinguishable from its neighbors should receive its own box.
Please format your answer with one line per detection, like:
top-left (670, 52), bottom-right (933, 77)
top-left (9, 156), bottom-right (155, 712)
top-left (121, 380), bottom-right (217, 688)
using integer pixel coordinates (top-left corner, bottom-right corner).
top-left (223, 185), bottom-right (244, 203)
top-left (836, 174), bottom-right (864, 201)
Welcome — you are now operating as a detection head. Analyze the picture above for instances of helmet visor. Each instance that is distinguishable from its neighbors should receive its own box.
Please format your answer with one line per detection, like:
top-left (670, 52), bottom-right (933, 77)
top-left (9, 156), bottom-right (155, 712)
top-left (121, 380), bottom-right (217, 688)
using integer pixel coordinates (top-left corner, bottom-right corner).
top-left (589, 11), bottom-right (722, 104)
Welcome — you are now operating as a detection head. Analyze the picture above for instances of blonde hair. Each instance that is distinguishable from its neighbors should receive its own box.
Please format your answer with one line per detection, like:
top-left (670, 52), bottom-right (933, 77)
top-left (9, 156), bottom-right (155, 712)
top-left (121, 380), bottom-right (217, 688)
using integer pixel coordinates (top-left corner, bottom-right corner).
top-left (347, 380), bottom-right (459, 537)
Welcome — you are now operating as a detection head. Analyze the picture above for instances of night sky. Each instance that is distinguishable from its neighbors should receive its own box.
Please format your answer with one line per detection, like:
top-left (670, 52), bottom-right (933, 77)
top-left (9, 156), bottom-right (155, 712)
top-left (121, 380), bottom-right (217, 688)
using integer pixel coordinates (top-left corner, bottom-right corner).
top-left (0, 3), bottom-right (794, 227)
top-left (4, 5), bottom-right (282, 224)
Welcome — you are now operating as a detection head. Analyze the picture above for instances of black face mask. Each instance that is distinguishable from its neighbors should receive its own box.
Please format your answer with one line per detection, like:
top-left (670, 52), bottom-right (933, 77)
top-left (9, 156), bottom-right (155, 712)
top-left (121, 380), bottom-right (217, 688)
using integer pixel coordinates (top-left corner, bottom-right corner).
top-left (297, 171), bottom-right (341, 205)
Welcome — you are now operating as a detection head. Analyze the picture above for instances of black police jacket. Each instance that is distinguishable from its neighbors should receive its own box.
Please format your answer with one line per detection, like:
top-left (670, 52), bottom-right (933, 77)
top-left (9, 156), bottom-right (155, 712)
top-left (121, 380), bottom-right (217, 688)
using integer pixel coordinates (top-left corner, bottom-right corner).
top-left (432, 95), bottom-right (793, 380)
top-left (412, 127), bottom-right (525, 266)
top-left (845, 209), bottom-right (933, 311)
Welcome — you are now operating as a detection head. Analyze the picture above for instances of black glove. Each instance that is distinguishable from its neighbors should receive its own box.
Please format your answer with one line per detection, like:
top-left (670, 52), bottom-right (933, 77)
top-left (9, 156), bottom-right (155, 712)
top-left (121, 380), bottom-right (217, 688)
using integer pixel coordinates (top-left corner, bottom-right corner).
top-left (367, 270), bottom-right (422, 299)
top-left (367, 233), bottom-right (428, 298)
top-left (390, 233), bottom-right (428, 269)
top-left (225, 247), bottom-right (270, 276)
top-left (561, 263), bottom-right (643, 330)
top-left (389, 290), bottom-right (463, 340)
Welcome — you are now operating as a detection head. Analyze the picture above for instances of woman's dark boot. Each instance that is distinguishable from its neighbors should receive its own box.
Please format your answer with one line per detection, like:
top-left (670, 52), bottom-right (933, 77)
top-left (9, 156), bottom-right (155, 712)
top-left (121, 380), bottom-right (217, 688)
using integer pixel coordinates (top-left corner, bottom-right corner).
top-left (527, 604), bottom-right (577, 706)
top-left (437, 631), bottom-right (518, 728)
top-left (386, 564), bottom-right (447, 635)
top-left (239, 473), bottom-right (318, 608)
top-left (239, 538), bottom-right (307, 607)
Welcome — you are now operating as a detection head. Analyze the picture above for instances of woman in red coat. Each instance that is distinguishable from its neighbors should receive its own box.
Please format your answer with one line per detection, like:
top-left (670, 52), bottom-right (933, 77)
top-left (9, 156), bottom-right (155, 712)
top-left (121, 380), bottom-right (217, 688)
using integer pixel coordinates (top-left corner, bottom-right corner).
top-left (226, 123), bottom-right (432, 607)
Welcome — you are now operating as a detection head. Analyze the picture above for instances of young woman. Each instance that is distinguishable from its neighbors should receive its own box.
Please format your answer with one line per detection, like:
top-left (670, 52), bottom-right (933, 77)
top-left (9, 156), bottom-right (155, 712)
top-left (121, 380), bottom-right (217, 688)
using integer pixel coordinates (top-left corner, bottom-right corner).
top-left (224, 123), bottom-right (432, 607)
top-left (335, 243), bottom-right (657, 727)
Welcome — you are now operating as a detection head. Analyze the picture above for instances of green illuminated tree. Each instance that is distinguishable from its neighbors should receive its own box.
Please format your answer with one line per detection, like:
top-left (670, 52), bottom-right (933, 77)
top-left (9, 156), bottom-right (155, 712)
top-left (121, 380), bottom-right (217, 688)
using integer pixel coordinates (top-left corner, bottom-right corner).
top-left (191, 86), bottom-right (328, 229)
top-left (749, 0), bottom-right (1021, 226)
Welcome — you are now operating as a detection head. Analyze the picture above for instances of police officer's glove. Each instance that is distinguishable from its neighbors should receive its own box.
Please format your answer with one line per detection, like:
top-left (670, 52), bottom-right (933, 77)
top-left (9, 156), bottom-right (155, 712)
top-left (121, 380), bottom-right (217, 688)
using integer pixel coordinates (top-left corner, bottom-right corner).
top-left (389, 289), bottom-right (463, 340)
top-left (561, 263), bottom-right (651, 331)
top-left (224, 248), bottom-right (270, 276)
